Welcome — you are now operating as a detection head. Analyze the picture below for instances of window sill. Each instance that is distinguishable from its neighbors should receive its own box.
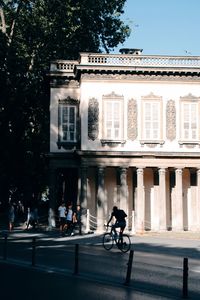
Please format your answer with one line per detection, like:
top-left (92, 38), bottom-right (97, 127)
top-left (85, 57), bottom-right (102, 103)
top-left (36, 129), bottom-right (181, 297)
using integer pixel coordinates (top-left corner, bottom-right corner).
top-left (100, 139), bottom-right (126, 146)
top-left (140, 140), bottom-right (165, 145)
top-left (57, 141), bottom-right (78, 150)
top-left (178, 140), bottom-right (200, 145)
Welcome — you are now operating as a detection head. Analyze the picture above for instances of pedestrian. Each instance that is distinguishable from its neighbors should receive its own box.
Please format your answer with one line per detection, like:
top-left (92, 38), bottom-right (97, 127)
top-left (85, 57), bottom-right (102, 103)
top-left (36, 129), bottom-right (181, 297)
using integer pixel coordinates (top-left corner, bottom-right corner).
top-left (26, 207), bottom-right (34, 230)
top-left (65, 204), bottom-right (74, 236)
top-left (8, 202), bottom-right (15, 232)
top-left (73, 204), bottom-right (81, 235)
top-left (58, 202), bottom-right (66, 236)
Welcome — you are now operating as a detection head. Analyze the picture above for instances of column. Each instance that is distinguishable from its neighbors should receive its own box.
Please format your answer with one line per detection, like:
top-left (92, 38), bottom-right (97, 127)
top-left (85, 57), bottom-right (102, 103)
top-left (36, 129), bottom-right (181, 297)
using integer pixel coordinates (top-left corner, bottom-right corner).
top-left (159, 168), bottom-right (167, 230)
top-left (80, 165), bottom-right (88, 233)
top-left (172, 168), bottom-right (183, 231)
top-left (97, 166), bottom-right (105, 231)
top-left (197, 169), bottom-right (200, 230)
top-left (135, 168), bottom-right (145, 233)
top-left (48, 168), bottom-right (57, 228)
top-left (119, 167), bottom-right (128, 213)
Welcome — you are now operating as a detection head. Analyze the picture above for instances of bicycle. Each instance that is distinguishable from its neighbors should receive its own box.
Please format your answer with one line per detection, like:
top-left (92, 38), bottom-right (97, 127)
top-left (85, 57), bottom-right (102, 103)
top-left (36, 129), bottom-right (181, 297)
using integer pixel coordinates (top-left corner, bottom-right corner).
top-left (102, 225), bottom-right (131, 253)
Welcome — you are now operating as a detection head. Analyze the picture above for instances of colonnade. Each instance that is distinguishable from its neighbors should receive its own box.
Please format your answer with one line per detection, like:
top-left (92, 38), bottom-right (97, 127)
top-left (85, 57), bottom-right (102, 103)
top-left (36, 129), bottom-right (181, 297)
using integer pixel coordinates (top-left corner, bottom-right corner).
top-left (79, 165), bottom-right (200, 233)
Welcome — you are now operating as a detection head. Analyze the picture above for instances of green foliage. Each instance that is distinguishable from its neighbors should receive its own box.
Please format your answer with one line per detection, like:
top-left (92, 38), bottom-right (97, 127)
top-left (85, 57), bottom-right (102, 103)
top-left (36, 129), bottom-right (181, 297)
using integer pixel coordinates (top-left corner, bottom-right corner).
top-left (0, 0), bottom-right (130, 204)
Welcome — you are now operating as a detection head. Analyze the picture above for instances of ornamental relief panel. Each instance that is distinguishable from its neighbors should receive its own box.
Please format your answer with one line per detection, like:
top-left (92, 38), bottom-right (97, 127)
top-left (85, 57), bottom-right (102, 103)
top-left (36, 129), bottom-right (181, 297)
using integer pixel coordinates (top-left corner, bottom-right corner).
top-left (127, 99), bottom-right (137, 140)
top-left (166, 100), bottom-right (176, 141)
top-left (88, 98), bottom-right (99, 141)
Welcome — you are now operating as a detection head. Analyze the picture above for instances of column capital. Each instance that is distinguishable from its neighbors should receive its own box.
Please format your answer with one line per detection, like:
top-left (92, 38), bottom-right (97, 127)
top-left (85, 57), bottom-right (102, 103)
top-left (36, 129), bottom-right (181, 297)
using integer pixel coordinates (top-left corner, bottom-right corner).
top-left (159, 168), bottom-right (166, 175)
top-left (137, 167), bottom-right (144, 175)
top-left (175, 168), bottom-right (183, 175)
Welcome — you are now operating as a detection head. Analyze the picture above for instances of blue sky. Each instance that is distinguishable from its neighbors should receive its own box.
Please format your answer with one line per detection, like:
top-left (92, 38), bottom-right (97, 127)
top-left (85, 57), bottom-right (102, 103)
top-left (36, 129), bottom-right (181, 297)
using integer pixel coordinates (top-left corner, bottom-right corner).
top-left (114, 0), bottom-right (200, 56)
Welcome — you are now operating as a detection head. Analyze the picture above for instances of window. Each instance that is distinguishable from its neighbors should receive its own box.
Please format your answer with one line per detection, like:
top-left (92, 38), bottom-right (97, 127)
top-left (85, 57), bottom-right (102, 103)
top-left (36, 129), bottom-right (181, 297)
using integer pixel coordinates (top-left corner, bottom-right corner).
top-left (104, 101), bottom-right (121, 139)
top-left (143, 101), bottom-right (160, 140)
top-left (57, 97), bottom-right (79, 149)
top-left (60, 105), bottom-right (76, 142)
top-left (182, 102), bottom-right (198, 140)
top-left (102, 92), bottom-right (124, 142)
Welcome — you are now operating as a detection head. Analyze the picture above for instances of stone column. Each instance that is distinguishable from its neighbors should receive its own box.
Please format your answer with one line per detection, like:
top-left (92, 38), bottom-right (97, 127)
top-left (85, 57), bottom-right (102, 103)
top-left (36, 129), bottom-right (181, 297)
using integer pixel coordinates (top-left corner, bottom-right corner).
top-left (172, 168), bottom-right (183, 231)
top-left (135, 168), bottom-right (145, 233)
top-left (97, 166), bottom-right (106, 231)
top-left (119, 167), bottom-right (128, 213)
top-left (48, 168), bottom-right (57, 228)
top-left (80, 165), bottom-right (88, 233)
top-left (159, 168), bottom-right (167, 231)
top-left (197, 169), bottom-right (200, 230)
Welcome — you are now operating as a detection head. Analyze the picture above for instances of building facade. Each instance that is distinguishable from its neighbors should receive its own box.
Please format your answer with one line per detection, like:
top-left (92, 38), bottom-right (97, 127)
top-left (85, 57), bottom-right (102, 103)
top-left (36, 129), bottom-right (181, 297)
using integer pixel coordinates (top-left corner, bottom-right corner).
top-left (49, 49), bottom-right (200, 233)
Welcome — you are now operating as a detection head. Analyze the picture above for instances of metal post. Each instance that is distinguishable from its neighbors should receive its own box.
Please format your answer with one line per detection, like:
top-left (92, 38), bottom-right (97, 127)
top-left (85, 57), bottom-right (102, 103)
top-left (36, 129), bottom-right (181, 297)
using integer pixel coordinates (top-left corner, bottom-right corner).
top-left (32, 237), bottom-right (36, 267)
top-left (74, 244), bottom-right (79, 275)
top-left (182, 257), bottom-right (188, 298)
top-left (3, 232), bottom-right (8, 260)
top-left (124, 250), bottom-right (134, 285)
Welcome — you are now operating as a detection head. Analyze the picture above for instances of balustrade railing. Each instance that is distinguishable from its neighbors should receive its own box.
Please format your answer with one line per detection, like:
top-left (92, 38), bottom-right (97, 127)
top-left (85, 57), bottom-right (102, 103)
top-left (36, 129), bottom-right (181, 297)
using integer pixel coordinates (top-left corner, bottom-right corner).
top-left (81, 53), bottom-right (200, 68)
top-left (51, 54), bottom-right (200, 74)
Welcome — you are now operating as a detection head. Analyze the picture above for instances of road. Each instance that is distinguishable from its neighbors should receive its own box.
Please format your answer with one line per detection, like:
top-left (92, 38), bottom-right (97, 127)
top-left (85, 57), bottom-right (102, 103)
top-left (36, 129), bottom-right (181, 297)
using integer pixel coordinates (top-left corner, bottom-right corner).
top-left (1, 229), bottom-right (200, 299)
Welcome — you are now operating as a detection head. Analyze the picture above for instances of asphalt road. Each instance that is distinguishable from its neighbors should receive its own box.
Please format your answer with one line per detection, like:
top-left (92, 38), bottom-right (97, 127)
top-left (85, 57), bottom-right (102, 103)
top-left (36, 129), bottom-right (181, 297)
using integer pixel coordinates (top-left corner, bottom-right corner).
top-left (1, 229), bottom-right (200, 299)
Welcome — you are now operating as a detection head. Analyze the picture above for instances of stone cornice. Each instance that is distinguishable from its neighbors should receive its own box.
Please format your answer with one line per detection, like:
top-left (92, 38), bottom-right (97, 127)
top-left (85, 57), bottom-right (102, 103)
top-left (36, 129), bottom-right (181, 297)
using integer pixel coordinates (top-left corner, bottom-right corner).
top-left (80, 72), bottom-right (200, 81)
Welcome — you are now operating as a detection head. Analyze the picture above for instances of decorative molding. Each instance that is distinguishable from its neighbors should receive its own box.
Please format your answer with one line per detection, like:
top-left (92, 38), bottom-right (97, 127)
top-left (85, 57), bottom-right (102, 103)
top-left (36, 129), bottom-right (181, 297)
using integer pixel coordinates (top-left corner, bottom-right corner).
top-left (127, 99), bottom-right (137, 140)
top-left (58, 96), bottom-right (79, 105)
top-left (180, 93), bottom-right (200, 102)
top-left (166, 100), bottom-right (176, 141)
top-left (141, 92), bottom-right (162, 101)
top-left (88, 98), bottom-right (99, 141)
top-left (81, 73), bottom-right (200, 81)
top-left (102, 91), bottom-right (123, 100)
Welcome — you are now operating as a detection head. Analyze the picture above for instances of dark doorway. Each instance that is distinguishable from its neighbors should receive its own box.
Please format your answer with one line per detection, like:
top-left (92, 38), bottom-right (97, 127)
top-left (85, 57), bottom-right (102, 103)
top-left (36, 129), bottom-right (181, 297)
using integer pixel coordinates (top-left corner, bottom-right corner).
top-left (58, 168), bottom-right (78, 209)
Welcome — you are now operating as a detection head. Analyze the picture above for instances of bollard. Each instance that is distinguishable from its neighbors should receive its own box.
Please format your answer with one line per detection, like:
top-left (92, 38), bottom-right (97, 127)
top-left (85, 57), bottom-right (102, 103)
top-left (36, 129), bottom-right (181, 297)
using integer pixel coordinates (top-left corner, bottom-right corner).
top-left (74, 244), bottom-right (79, 275)
top-left (3, 232), bottom-right (8, 260)
top-left (124, 249), bottom-right (134, 285)
top-left (182, 257), bottom-right (188, 298)
top-left (32, 237), bottom-right (36, 267)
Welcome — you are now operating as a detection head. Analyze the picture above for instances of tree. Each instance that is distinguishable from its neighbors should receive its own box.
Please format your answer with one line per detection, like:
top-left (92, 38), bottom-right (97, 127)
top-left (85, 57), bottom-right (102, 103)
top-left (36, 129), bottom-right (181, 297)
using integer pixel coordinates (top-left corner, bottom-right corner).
top-left (0, 0), bottom-right (130, 207)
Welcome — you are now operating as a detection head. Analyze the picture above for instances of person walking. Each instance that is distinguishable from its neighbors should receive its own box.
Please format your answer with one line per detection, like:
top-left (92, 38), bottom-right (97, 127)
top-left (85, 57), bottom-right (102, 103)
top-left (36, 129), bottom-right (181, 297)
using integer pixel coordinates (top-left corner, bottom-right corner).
top-left (65, 204), bottom-right (74, 236)
top-left (58, 202), bottom-right (66, 236)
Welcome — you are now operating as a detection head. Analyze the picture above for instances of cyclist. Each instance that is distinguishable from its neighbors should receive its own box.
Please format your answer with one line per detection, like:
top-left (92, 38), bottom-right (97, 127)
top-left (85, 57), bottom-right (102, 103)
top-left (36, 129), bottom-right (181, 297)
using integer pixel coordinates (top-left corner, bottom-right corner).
top-left (107, 206), bottom-right (127, 238)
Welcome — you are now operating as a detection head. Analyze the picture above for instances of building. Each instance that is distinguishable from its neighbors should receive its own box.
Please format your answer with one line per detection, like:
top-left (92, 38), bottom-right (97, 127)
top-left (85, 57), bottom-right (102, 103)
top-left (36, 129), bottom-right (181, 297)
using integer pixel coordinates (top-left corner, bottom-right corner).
top-left (49, 49), bottom-right (200, 233)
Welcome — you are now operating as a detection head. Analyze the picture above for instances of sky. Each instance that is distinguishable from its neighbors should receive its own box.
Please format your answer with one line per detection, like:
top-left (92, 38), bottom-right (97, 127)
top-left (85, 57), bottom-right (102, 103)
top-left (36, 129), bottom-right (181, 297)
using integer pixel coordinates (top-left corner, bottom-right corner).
top-left (114, 0), bottom-right (200, 56)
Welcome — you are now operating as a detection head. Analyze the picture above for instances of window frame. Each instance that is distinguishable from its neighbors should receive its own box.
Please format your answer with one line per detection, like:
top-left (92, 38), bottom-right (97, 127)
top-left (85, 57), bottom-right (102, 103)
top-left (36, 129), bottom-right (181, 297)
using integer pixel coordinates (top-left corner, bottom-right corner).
top-left (180, 98), bottom-right (200, 143)
top-left (57, 97), bottom-right (79, 149)
top-left (101, 92), bottom-right (125, 146)
top-left (140, 94), bottom-right (163, 145)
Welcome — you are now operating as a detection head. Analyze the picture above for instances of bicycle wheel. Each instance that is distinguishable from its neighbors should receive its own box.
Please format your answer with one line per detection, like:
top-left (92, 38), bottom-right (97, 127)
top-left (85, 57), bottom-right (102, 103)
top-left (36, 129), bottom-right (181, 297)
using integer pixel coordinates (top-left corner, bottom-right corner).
top-left (118, 234), bottom-right (131, 253)
top-left (102, 233), bottom-right (114, 250)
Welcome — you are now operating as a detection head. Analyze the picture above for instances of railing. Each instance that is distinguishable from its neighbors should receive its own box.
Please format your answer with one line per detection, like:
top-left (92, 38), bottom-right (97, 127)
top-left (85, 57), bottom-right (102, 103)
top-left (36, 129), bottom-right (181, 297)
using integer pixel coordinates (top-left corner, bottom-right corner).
top-left (50, 60), bottom-right (78, 73)
top-left (80, 53), bottom-right (200, 68)
top-left (50, 54), bottom-right (200, 74)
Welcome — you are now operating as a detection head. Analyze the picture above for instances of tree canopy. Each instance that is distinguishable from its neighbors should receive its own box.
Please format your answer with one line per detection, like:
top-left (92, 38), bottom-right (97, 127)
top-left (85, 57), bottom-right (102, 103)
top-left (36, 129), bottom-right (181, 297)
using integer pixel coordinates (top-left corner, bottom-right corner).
top-left (0, 0), bottom-right (130, 206)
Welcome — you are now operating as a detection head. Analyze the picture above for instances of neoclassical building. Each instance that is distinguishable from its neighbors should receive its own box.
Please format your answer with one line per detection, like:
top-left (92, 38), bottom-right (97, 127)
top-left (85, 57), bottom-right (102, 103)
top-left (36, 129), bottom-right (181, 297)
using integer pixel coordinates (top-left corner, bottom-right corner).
top-left (49, 49), bottom-right (200, 233)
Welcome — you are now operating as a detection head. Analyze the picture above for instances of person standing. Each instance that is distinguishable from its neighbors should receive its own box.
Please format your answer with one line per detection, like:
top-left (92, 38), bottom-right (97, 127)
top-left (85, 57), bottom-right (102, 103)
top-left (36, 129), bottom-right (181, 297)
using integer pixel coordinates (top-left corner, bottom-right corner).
top-left (8, 203), bottom-right (15, 232)
top-left (58, 202), bottom-right (66, 236)
top-left (73, 204), bottom-right (81, 235)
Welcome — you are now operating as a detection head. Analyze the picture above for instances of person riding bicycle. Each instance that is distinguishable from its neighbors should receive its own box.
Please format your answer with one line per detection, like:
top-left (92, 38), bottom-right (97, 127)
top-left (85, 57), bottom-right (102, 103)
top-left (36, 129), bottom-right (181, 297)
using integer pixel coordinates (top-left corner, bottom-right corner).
top-left (107, 206), bottom-right (127, 238)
